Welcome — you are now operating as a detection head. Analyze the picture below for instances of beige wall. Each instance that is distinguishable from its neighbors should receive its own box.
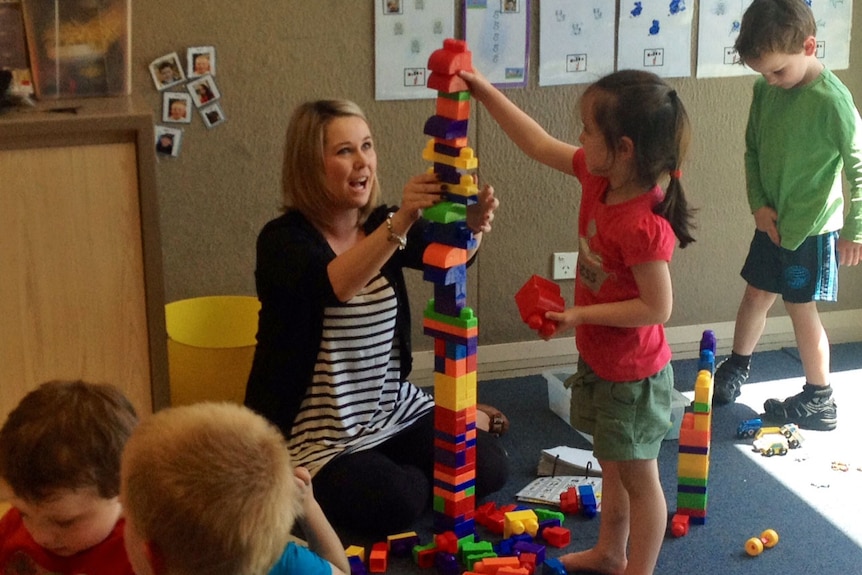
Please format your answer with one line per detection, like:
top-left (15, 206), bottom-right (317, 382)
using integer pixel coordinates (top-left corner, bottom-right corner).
top-left (132, 1), bottom-right (862, 356)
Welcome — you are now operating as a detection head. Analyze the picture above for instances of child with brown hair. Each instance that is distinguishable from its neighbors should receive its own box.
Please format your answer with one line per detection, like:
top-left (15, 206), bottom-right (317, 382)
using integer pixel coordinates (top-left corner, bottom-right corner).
top-left (0, 380), bottom-right (139, 575)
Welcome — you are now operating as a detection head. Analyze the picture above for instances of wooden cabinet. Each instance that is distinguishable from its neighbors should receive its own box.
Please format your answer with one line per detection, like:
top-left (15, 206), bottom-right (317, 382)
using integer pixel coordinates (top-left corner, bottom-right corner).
top-left (0, 95), bottom-right (169, 422)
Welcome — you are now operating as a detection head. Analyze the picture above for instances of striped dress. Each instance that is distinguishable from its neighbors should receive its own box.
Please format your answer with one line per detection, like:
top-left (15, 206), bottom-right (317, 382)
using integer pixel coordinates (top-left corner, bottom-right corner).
top-left (287, 273), bottom-right (434, 476)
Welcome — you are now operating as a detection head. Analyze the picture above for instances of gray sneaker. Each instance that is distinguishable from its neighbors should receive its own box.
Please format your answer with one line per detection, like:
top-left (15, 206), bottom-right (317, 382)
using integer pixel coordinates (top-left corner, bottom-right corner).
top-left (713, 360), bottom-right (749, 405)
top-left (763, 385), bottom-right (837, 431)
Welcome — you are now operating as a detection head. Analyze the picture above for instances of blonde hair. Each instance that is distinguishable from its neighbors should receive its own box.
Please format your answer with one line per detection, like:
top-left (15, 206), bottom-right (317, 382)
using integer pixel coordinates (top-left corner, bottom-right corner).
top-left (122, 403), bottom-right (301, 575)
top-left (281, 99), bottom-right (381, 229)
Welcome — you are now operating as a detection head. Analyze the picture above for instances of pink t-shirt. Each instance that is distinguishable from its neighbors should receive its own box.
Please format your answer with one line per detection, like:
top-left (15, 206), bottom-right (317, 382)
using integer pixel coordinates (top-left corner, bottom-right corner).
top-left (572, 148), bottom-right (675, 381)
top-left (0, 507), bottom-right (134, 575)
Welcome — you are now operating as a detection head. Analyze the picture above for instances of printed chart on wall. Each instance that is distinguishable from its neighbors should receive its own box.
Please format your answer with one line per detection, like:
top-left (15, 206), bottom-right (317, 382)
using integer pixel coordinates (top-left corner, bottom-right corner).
top-left (374, 0), bottom-right (455, 100)
top-left (617, 0), bottom-right (693, 78)
top-left (696, 0), bottom-right (854, 78)
top-left (538, 0), bottom-right (616, 86)
top-left (464, 0), bottom-right (530, 88)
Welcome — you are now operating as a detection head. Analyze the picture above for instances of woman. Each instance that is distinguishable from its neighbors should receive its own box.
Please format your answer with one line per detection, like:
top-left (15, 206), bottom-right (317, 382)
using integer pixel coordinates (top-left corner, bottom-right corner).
top-left (244, 100), bottom-right (509, 536)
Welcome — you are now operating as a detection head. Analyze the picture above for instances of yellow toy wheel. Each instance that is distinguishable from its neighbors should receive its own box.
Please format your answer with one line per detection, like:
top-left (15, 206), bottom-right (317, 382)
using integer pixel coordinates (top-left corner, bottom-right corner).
top-left (761, 529), bottom-right (779, 548)
top-left (745, 537), bottom-right (764, 556)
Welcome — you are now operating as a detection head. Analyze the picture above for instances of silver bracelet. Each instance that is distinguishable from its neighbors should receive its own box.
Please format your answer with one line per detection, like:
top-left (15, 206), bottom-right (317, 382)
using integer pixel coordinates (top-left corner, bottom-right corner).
top-left (386, 212), bottom-right (407, 250)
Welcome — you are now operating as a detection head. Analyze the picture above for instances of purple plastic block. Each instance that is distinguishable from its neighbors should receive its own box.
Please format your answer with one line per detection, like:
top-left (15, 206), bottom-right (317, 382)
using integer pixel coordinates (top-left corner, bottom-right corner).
top-left (424, 115), bottom-right (469, 140)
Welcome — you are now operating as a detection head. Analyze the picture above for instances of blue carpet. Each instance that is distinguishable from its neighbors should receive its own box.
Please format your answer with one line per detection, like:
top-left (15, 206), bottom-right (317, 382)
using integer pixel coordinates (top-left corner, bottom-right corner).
top-left (332, 342), bottom-right (862, 574)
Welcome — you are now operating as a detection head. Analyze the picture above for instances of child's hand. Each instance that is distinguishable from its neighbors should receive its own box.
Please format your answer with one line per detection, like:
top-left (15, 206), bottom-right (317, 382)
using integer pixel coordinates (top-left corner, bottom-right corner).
top-left (458, 68), bottom-right (492, 101)
top-left (293, 466), bottom-right (314, 508)
top-left (545, 307), bottom-right (581, 336)
top-left (837, 238), bottom-right (862, 266)
top-left (465, 184), bottom-right (499, 234)
top-left (753, 206), bottom-right (780, 245)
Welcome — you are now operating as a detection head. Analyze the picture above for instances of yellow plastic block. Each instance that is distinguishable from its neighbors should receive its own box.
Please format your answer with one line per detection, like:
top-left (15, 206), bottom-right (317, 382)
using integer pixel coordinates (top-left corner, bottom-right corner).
top-left (677, 453), bottom-right (710, 479)
top-left (423, 139), bottom-right (479, 170)
top-left (434, 372), bottom-right (477, 412)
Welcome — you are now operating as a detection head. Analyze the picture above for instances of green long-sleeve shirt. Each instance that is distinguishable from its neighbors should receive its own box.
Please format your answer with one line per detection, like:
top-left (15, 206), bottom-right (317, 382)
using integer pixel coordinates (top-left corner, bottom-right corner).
top-left (744, 68), bottom-right (862, 250)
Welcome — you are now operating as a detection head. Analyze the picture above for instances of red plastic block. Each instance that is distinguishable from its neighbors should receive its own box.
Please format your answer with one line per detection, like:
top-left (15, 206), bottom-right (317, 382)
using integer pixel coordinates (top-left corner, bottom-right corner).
top-left (514, 275), bottom-right (565, 338)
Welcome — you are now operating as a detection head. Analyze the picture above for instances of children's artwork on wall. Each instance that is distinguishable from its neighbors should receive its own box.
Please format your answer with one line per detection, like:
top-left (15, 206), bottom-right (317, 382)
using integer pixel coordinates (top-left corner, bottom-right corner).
top-left (187, 74), bottom-right (219, 108)
top-left (616, 0), bottom-right (693, 78)
top-left (374, 0), bottom-right (455, 101)
top-left (162, 91), bottom-right (192, 124)
top-left (186, 46), bottom-right (215, 79)
top-left (149, 52), bottom-right (185, 91)
top-left (154, 125), bottom-right (183, 158)
top-left (464, 0), bottom-right (531, 88)
top-left (200, 102), bottom-right (225, 129)
top-left (21, 0), bottom-right (131, 98)
top-left (538, 0), bottom-right (616, 86)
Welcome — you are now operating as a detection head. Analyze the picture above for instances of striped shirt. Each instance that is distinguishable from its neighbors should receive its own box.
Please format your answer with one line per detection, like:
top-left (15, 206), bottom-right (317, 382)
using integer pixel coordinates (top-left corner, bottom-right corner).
top-left (287, 273), bottom-right (434, 475)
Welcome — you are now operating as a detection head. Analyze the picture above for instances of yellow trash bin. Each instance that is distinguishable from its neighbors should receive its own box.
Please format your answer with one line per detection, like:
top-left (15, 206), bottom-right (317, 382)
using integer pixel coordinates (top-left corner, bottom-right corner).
top-left (165, 295), bottom-right (261, 406)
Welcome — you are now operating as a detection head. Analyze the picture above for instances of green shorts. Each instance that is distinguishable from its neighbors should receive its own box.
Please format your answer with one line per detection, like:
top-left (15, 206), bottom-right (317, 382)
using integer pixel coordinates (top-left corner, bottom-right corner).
top-left (566, 358), bottom-right (673, 461)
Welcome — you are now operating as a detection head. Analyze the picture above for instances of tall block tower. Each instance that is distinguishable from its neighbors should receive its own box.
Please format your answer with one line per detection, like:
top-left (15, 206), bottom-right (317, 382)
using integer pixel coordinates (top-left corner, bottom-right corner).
top-left (422, 38), bottom-right (480, 538)
top-left (672, 330), bottom-right (716, 535)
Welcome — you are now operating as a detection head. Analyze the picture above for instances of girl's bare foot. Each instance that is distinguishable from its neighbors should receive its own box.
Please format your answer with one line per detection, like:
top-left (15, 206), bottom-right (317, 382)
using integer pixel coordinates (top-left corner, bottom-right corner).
top-left (558, 548), bottom-right (626, 575)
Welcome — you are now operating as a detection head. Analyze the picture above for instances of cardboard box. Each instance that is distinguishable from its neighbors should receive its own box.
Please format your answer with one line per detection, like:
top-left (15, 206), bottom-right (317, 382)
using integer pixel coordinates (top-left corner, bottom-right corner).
top-left (544, 368), bottom-right (689, 441)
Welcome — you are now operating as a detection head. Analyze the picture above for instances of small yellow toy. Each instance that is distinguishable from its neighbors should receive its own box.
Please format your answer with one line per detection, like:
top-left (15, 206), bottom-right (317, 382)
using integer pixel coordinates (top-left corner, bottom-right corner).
top-left (745, 528), bottom-right (779, 556)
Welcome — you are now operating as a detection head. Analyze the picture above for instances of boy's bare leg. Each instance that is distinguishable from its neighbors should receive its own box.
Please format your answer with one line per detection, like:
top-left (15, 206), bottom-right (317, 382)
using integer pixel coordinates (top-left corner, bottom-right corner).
top-left (715, 284), bottom-right (778, 404)
top-left (785, 301), bottom-right (830, 386)
top-left (763, 300), bottom-right (836, 430)
top-left (731, 284), bottom-right (778, 355)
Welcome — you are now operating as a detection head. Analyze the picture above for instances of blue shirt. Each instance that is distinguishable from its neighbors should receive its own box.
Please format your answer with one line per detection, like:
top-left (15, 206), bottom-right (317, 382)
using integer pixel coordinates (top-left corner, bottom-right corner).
top-left (268, 542), bottom-right (332, 575)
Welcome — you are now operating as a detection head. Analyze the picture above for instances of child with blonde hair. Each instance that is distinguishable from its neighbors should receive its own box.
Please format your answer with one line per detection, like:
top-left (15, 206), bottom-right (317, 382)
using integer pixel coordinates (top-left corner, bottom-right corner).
top-left (121, 401), bottom-right (349, 575)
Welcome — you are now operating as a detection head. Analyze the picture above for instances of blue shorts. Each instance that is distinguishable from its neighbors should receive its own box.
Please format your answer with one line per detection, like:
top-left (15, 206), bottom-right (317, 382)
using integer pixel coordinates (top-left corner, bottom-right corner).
top-left (567, 358), bottom-right (673, 461)
top-left (740, 230), bottom-right (838, 304)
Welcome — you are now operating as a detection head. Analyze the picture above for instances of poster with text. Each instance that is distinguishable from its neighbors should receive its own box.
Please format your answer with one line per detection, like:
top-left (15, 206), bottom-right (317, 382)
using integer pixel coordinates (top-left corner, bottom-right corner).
top-left (617, 0), bottom-right (693, 78)
top-left (464, 0), bottom-right (530, 88)
top-left (374, 0), bottom-right (455, 101)
top-left (539, 0), bottom-right (616, 86)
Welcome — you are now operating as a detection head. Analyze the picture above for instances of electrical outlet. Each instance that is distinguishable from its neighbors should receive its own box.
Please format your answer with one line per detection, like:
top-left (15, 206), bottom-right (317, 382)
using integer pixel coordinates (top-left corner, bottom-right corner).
top-left (552, 252), bottom-right (577, 280)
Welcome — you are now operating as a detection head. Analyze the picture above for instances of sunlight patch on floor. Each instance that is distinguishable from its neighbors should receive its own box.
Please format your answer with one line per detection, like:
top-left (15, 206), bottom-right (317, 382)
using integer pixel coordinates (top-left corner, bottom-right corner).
top-left (684, 369), bottom-right (862, 547)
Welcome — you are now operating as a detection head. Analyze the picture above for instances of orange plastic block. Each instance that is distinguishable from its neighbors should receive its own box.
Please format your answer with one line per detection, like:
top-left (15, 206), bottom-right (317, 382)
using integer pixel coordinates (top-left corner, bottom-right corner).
top-left (423, 243), bottom-right (468, 268)
top-left (436, 97), bottom-right (471, 120)
top-left (369, 542), bottom-right (388, 573)
top-left (678, 426), bottom-right (711, 449)
top-left (473, 556), bottom-right (521, 573)
top-left (439, 355), bottom-right (475, 378)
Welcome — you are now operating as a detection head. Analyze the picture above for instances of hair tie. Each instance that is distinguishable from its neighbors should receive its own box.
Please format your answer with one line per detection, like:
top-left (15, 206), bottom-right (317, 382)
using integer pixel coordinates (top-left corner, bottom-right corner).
top-left (670, 169), bottom-right (682, 179)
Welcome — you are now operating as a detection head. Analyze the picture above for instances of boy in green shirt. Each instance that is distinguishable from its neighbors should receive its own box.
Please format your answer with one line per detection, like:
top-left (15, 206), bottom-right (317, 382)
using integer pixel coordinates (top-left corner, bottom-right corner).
top-left (713, 0), bottom-right (862, 430)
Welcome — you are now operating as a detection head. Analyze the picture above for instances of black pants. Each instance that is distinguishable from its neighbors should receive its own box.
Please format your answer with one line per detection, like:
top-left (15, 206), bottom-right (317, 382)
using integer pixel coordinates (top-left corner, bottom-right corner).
top-left (311, 411), bottom-right (509, 537)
